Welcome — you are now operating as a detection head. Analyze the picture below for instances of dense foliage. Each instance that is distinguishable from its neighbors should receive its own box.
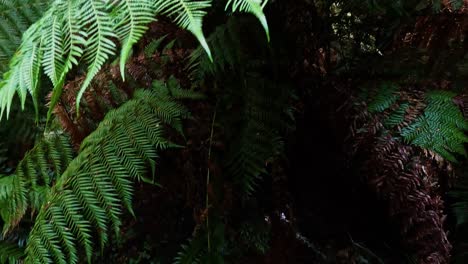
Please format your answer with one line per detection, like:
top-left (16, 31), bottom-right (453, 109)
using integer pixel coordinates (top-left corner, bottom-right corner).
top-left (0, 0), bottom-right (467, 263)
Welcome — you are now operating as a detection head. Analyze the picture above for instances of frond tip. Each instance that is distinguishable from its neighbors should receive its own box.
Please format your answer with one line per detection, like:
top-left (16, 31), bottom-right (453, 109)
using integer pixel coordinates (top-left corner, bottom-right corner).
top-left (155, 0), bottom-right (213, 61)
top-left (225, 0), bottom-right (270, 41)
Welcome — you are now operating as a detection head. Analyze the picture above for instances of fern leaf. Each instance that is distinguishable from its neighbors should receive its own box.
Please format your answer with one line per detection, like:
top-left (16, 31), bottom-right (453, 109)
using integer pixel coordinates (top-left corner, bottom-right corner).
top-left (224, 78), bottom-right (290, 196)
top-left (144, 35), bottom-right (167, 57)
top-left (400, 91), bottom-right (468, 161)
top-left (18, 43), bottom-right (41, 111)
top-left (1, 134), bottom-right (73, 234)
top-left (367, 82), bottom-right (399, 113)
top-left (173, 237), bottom-right (204, 264)
top-left (383, 102), bottom-right (409, 128)
top-left (25, 84), bottom-right (201, 263)
top-left (42, 13), bottom-right (65, 87)
top-left (155, 0), bottom-right (213, 60)
top-left (0, 0), bottom-right (50, 74)
top-left (0, 241), bottom-right (24, 264)
top-left (225, 0), bottom-right (270, 41)
top-left (77, 0), bottom-right (117, 113)
top-left (47, 0), bottom-right (86, 121)
top-left (115, 0), bottom-right (156, 80)
top-left (0, 0), bottom-right (241, 119)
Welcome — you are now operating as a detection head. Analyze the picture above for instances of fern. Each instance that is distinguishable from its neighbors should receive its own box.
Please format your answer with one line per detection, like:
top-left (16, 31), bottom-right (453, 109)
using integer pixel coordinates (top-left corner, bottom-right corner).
top-left (144, 35), bottom-right (167, 57)
top-left (449, 0), bottom-right (465, 10)
top-left (76, 1), bottom-right (118, 114)
top-left (188, 17), bottom-right (245, 81)
top-left (367, 82), bottom-right (399, 113)
top-left (0, 133), bottom-right (73, 234)
top-left (174, 217), bottom-right (225, 264)
top-left (174, 236), bottom-right (205, 264)
top-left (237, 220), bottom-right (270, 254)
top-left (23, 84), bottom-right (201, 264)
top-left (224, 78), bottom-right (286, 195)
top-left (0, 99), bottom-right (40, 163)
top-left (154, 0), bottom-right (213, 61)
top-left (190, 18), bottom-right (291, 195)
top-left (114, 0), bottom-right (156, 80)
top-left (0, 0), bottom-right (50, 74)
top-left (0, 0), bottom-right (271, 119)
top-left (431, 0), bottom-right (466, 12)
top-left (0, 241), bottom-right (24, 264)
top-left (225, 0), bottom-right (270, 41)
top-left (400, 91), bottom-right (468, 162)
top-left (364, 84), bottom-right (468, 162)
top-left (383, 102), bottom-right (409, 128)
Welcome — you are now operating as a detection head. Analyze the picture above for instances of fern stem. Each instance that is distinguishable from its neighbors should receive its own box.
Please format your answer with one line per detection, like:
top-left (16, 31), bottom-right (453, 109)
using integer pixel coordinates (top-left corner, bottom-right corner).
top-left (205, 102), bottom-right (217, 253)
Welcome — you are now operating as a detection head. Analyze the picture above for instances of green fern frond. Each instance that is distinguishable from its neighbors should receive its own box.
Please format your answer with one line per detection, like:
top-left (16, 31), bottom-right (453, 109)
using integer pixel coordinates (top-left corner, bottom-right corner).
top-left (0, 175), bottom-right (14, 201)
top-left (0, 0), bottom-right (272, 120)
top-left (1, 134), bottom-right (73, 234)
top-left (225, 0), bottom-right (270, 41)
top-left (155, 0), bottom-right (213, 61)
top-left (77, 0), bottom-right (117, 113)
top-left (383, 102), bottom-right (409, 128)
top-left (189, 18), bottom-right (290, 196)
top-left (432, 0), bottom-right (442, 12)
top-left (430, 0), bottom-right (464, 12)
top-left (173, 237), bottom-right (205, 264)
top-left (449, 0), bottom-right (465, 10)
top-left (400, 91), bottom-right (468, 162)
top-left (188, 17), bottom-right (245, 81)
top-left (163, 76), bottom-right (206, 100)
top-left (24, 83), bottom-right (200, 264)
top-left (42, 12), bottom-right (65, 88)
top-left (0, 241), bottom-right (24, 264)
top-left (47, 0), bottom-right (86, 121)
top-left (114, 0), bottom-right (156, 80)
top-left (174, 217), bottom-right (225, 264)
top-left (224, 78), bottom-right (291, 196)
top-left (367, 82), bottom-right (399, 113)
top-left (225, 123), bottom-right (282, 195)
top-left (0, 0), bottom-right (50, 74)
top-left (144, 35), bottom-right (167, 57)
top-left (238, 220), bottom-right (270, 254)
top-left (363, 84), bottom-right (467, 162)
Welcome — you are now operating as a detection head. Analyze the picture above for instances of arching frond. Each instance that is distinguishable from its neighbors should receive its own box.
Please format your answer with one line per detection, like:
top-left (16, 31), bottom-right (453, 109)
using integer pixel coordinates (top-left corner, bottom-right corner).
top-left (114, 0), bottom-right (156, 80)
top-left (1, 134), bottom-right (73, 234)
top-left (24, 83), bottom-right (202, 263)
top-left (0, 241), bottom-right (24, 264)
top-left (154, 0), bottom-right (213, 60)
top-left (77, 0), bottom-right (117, 113)
top-left (225, 0), bottom-right (269, 41)
top-left (188, 17), bottom-right (244, 80)
top-left (47, 0), bottom-right (86, 121)
top-left (0, 0), bottom-right (272, 119)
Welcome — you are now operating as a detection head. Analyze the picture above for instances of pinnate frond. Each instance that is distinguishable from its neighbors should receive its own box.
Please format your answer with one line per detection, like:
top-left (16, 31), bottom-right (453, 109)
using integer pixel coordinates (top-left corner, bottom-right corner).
top-left (1, 134), bottom-right (73, 234)
top-left (24, 83), bottom-right (202, 263)
top-left (154, 0), bottom-right (213, 60)
top-left (225, 0), bottom-right (270, 41)
top-left (0, 0), bottom-right (271, 119)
